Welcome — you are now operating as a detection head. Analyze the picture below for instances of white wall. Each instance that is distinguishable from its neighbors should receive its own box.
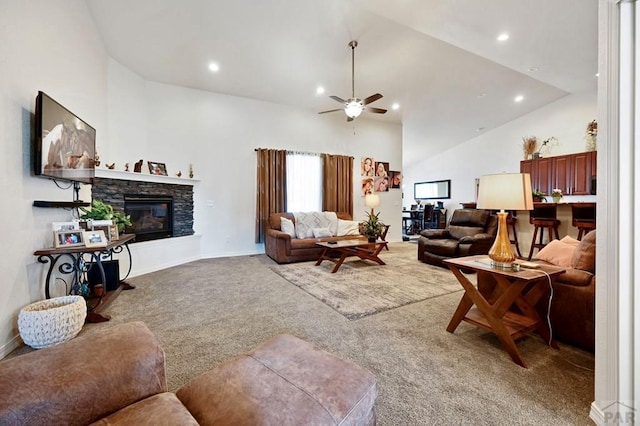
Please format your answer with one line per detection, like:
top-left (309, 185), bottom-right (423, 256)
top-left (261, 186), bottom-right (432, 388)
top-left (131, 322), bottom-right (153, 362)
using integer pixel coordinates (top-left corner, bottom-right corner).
top-left (103, 62), bottom-right (403, 258)
top-left (403, 90), bottom-right (597, 252)
top-left (0, 0), bottom-right (108, 356)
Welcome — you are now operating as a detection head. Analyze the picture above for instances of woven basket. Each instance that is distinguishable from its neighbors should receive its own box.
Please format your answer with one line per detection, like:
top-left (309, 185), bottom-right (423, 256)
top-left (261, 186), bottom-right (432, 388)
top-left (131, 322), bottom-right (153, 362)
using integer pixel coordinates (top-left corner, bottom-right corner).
top-left (18, 296), bottom-right (87, 349)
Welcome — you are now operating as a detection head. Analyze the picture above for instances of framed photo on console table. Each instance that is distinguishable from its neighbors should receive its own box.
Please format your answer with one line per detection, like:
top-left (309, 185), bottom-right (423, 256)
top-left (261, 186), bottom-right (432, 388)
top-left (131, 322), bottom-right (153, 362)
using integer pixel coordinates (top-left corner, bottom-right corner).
top-left (83, 230), bottom-right (108, 248)
top-left (54, 230), bottom-right (84, 248)
top-left (148, 161), bottom-right (167, 176)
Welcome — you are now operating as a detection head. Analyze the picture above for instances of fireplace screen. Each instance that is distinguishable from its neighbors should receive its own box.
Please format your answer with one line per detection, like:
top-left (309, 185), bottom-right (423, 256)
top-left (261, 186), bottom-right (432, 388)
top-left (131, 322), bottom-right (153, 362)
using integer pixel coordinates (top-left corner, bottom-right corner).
top-left (124, 195), bottom-right (174, 242)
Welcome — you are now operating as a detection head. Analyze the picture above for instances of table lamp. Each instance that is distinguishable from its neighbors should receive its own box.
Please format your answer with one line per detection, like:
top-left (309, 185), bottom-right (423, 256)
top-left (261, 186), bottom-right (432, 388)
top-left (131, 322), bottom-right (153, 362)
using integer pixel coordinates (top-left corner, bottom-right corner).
top-left (476, 173), bottom-right (533, 269)
top-left (365, 193), bottom-right (381, 215)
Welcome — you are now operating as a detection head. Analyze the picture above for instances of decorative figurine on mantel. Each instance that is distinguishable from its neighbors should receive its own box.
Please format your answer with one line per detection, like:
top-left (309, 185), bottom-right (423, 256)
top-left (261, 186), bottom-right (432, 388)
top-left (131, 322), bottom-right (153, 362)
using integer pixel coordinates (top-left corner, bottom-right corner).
top-left (176, 171), bottom-right (182, 177)
top-left (189, 164), bottom-right (194, 179)
top-left (94, 153), bottom-right (101, 167)
top-left (134, 159), bottom-right (143, 173)
top-left (124, 163), bottom-right (129, 172)
top-left (106, 163), bottom-right (115, 169)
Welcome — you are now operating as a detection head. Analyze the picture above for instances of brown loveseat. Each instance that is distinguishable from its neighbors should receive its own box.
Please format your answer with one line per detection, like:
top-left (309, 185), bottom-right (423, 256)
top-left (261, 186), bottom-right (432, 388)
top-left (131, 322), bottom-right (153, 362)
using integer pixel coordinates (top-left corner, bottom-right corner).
top-left (0, 322), bottom-right (378, 425)
top-left (477, 230), bottom-right (596, 351)
top-left (418, 209), bottom-right (498, 267)
top-left (265, 212), bottom-right (365, 263)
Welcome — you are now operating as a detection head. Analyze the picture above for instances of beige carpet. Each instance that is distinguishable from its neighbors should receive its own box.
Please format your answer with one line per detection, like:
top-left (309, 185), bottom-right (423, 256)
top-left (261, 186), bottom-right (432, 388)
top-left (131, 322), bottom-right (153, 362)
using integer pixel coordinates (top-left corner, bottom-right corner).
top-left (270, 244), bottom-right (462, 320)
top-left (8, 242), bottom-right (595, 425)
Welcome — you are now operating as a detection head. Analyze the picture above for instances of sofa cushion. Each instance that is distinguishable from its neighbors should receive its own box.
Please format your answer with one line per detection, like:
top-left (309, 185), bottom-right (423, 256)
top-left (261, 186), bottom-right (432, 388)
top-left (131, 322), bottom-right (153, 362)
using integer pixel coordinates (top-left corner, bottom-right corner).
top-left (448, 226), bottom-right (484, 240)
top-left (91, 393), bottom-right (198, 426)
top-left (422, 238), bottom-right (459, 256)
top-left (293, 212), bottom-right (335, 239)
top-left (337, 219), bottom-right (361, 236)
top-left (280, 217), bottom-right (296, 238)
top-left (535, 239), bottom-right (577, 268)
top-left (572, 230), bottom-right (596, 272)
top-left (312, 227), bottom-right (332, 238)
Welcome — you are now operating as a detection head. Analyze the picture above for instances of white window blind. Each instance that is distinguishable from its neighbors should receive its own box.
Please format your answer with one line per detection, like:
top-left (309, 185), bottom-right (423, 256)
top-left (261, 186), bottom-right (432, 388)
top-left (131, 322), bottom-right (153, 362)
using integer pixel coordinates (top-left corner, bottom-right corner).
top-left (286, 152), bottom-right (322, 212)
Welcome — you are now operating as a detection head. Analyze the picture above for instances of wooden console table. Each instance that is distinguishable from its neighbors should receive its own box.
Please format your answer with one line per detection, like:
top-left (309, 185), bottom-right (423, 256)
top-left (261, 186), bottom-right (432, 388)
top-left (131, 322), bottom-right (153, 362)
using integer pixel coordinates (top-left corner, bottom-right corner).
top-left (444, 255), bottom-right (565, 368)
top-left (34, 234), bottom-right (136, 323)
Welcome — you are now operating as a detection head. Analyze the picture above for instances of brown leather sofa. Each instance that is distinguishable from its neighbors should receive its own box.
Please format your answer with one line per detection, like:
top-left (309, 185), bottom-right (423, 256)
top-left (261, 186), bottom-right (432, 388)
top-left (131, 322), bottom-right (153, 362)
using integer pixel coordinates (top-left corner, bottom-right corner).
top-left (265, 212), bottom-right (365, 263)
top-left (418, 209), bottom-right (498, 267)
top-left (477, 230), bottom-right (596, 351)
top-left (0, 322), bottom-right (377, 425)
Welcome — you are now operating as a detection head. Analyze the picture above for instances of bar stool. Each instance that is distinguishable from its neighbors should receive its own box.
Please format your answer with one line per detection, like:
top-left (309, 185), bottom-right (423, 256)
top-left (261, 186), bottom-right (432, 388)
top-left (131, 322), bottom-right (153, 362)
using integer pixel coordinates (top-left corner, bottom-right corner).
top-left (571, 202), bottom-right (596, 240)
top-left (527, 203), bottom-right (561, 260)
top-left (506, 211), bottom-right (522, 258)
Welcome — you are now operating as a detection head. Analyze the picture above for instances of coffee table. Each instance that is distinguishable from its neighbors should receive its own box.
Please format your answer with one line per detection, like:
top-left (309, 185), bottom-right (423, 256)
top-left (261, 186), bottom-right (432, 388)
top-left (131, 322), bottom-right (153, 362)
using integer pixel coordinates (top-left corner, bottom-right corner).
top-left (444, 255), bottom-right (565, 368)
top-left (315, 239), bottom-right (387, 273)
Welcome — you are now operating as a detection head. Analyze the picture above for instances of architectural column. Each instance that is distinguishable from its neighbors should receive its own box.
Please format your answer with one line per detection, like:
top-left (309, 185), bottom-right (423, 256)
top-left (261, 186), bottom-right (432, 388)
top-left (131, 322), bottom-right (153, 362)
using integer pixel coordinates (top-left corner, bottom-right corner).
top-left (592, 0), bottom-right (639, 423)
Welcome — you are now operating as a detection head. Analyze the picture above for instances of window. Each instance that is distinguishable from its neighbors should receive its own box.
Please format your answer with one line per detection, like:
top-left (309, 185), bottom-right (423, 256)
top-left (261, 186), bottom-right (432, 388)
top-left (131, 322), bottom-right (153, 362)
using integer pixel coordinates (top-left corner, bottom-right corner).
top-left (286, 152), bottom-right (322, 212)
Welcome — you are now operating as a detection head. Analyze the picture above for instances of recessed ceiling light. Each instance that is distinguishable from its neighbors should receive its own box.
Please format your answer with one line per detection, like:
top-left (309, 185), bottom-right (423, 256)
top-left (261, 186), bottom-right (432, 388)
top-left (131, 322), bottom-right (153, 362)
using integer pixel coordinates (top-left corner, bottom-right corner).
top-left (316, 86), bottom-right (325, 95)
top-left (514, 95), bottom-right (524, 103)
top-left (476, 127), bottom-right (486, 132)
top-left (391, 103), bottom-right (400, 110)
top-left (497, 33), bottom-right (509, 41)
top-left (595, 73), bottom-right (600, 77)
top-left (528, 67), bottom-right (540, 72)
top-left (208, 63), bottom-right (220, 72)
top-left (477, 92), bottom-right (487, 98)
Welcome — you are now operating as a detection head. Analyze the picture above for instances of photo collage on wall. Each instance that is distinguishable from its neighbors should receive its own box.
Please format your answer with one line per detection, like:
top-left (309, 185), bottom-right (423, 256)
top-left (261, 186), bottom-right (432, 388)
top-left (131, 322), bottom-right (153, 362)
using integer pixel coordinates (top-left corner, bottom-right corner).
top-left (360, 157), bottom-right (402, 196)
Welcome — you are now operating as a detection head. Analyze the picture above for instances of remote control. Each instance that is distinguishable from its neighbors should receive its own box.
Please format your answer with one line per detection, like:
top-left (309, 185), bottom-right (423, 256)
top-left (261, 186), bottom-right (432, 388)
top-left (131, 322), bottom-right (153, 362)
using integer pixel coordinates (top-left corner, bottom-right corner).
top-left (518, 261), bottom-right (540, 269)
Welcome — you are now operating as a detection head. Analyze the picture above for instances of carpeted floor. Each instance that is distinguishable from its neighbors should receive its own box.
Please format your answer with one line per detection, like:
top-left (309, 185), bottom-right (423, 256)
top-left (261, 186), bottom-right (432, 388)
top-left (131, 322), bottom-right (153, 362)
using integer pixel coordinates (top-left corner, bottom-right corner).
top-left (269, 245), bottom-right (462, 320)
top-left (26, 242), bottom-right (595, 425)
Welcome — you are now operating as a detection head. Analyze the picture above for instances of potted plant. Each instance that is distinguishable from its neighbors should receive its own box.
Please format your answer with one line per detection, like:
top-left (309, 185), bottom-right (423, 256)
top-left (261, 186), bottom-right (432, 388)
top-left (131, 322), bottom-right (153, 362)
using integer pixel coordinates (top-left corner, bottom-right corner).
top-left (532, 189), bottom-right (546, 202)
top-left (360, 210), bottom-right (385, 242)
top-left (79, 200), bottom-right (132, 233)
top-left (551, 188), bottom-right (563, 203)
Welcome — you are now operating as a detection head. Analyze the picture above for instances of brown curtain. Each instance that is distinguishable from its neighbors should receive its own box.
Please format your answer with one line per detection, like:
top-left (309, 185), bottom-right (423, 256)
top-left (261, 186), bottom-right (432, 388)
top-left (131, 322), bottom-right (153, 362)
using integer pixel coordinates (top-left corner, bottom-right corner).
top-left (255, 149), bottom-right (287, 243)
top-left (322, 154), bottom-right (353, 216)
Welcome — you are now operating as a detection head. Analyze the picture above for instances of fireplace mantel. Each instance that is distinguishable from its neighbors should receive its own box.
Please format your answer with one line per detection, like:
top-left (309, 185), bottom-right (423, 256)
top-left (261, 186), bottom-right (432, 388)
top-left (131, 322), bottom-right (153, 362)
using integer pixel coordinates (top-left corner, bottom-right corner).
top-left (95, 169), bottom-right (199, 186)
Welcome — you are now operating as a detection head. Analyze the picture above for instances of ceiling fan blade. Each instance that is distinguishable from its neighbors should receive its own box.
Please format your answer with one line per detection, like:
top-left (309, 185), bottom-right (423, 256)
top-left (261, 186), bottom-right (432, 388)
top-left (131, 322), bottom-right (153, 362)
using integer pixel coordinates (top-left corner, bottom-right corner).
top-left (362, 93), bottom-right (383, 105)
top-left (318, 109), bottom-right (343, 114)
top-left (330, 95), bottom-right (346, 104)
top-left (365, 107), bottom-right (387, 114)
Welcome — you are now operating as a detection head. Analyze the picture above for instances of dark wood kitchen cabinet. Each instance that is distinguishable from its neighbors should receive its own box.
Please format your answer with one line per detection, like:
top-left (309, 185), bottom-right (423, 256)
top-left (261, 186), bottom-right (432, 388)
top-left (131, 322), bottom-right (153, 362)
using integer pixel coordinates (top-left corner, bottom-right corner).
top-left (521, 151), bottom-right (596, 196)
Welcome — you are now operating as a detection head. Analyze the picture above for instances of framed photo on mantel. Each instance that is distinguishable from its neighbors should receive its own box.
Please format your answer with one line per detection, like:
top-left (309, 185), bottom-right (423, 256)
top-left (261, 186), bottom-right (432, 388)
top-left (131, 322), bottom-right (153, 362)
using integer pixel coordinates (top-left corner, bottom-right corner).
top-left (148, 161), bottom-right (167, 176)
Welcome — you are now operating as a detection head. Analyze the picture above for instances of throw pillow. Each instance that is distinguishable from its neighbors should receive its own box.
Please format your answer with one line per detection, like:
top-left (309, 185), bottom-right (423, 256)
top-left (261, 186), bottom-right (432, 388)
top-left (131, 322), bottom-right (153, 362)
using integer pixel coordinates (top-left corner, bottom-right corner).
top-left (337, 219), bottom-right (361, 236)
top-left (280, 217), bottom-right (296, 238)
top-left (312, 227), bottom-right (333, 238)
top-left (535, 239), bottom-right (576, 267)
top-left (560, 235), bottom-right (581, 247)
top-left (572, 230), bottom-right (596, 272)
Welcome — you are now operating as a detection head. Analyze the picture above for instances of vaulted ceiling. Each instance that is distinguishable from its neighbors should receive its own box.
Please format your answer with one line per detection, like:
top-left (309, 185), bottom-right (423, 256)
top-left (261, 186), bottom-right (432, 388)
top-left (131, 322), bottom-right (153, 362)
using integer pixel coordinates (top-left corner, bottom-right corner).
top-left (86, 0), bottom-right (598, 166)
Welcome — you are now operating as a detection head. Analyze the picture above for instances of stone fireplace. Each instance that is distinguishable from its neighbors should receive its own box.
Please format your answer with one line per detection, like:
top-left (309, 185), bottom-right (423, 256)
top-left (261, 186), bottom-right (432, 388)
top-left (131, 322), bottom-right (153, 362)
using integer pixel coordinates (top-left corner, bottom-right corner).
top-left (124, 195), bottom-right (174, 242)
top-left (91, 175), bottom-right (194, 242)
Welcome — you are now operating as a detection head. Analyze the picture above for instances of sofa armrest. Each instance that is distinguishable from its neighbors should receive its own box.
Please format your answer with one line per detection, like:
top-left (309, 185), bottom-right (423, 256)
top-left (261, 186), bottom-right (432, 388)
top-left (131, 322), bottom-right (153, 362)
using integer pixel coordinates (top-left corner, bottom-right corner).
top-left (0, 321), bottom-right (166, 426)
top-left (458, 233), bottom-right (494, 244)
top-left (557, 268), bottom-right (595, 287)
top-left (266, 228), bottom-right (292, 241)
top-left (420, 229), bottom-right (451, 239)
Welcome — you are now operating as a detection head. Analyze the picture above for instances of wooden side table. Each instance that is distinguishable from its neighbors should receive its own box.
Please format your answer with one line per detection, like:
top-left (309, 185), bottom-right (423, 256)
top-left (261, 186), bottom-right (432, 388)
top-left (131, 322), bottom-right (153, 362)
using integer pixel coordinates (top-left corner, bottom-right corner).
top-left (34, 234), bottom-right (136, 322)
top-left (444, 255), bottom-right (565, 368)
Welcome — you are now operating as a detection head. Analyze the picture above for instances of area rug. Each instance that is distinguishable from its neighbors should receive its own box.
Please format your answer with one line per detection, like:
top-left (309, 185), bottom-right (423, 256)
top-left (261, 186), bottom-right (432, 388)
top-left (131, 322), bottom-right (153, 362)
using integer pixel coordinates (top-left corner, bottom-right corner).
top-left (269, 243), bottom-right (463, 320)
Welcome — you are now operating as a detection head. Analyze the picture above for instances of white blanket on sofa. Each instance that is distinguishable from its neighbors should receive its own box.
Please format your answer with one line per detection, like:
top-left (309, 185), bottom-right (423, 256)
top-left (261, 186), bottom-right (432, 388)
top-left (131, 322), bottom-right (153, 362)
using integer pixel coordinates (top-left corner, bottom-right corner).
top-left (293, 212), bottom-right (338, 239)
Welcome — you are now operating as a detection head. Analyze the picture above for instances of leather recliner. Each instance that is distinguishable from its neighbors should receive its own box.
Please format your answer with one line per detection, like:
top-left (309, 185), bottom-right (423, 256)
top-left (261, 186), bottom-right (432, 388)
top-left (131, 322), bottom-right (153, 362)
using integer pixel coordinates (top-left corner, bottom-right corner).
top-left (417, 209), bottom-right (498, 267)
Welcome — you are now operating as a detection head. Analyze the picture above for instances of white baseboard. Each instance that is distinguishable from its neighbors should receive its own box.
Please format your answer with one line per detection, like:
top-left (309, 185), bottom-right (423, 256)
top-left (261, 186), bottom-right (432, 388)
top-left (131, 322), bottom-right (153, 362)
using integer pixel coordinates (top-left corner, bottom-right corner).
top-left (0, 334), bottom-right (23, 360)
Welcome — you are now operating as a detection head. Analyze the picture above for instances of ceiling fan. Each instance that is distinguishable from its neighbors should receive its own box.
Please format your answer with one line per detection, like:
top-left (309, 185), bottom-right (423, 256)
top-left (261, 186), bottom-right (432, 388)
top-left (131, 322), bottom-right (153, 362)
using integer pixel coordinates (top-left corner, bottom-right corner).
top-left (318, 40), bottom-right (387, 121)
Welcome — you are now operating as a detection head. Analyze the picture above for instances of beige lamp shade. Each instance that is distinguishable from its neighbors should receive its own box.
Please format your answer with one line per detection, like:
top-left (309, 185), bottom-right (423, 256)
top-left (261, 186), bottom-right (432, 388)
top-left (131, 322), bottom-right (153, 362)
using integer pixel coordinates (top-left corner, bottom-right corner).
top-left (365, 193), bottom-right (381, 209)
top-left (476, 173), bottom-right (533, 269)
top-left (476, 173), bottom-right (533, 211)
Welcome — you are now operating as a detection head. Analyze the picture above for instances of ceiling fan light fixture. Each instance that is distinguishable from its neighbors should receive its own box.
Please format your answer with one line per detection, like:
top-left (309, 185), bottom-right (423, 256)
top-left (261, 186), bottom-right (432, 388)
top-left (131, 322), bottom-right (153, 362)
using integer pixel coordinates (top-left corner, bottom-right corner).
top-left (345, 99), bottom-right (363, 118)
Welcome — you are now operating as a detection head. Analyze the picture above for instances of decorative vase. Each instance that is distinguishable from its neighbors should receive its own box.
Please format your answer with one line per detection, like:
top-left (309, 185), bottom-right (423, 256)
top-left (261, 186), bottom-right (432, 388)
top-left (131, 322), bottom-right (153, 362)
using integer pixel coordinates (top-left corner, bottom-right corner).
top-left (552, 196), bottom-right (562, 203)
top-left (368, 236), bottom-right (377, 243)
top-left (586, 134), bottom-right (597, 151)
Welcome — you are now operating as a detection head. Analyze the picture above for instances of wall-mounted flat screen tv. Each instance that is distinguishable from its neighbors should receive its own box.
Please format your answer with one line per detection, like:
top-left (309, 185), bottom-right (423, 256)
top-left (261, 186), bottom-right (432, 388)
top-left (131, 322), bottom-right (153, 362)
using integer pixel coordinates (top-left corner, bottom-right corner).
top-left (34, 91), bottom-right (96, 184)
